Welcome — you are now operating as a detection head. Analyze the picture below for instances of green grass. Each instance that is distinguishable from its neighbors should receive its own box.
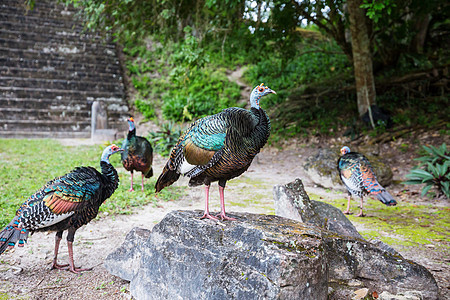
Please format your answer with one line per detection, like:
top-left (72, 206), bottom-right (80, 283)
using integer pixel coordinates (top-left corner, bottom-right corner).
top-left (309, 192), bottom-right (450, 250)
top-left (0, 139), bottom-right (185, 228)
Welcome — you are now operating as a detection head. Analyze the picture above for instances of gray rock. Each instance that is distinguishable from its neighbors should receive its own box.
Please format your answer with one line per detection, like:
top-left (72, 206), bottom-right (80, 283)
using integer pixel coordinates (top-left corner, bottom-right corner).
top-left (131, 211), bottom-right (328, 300)
top-left (303, 148), bottom-right (393, 189)
top-left (325, 235), bottom-right (437, 299)
top-left (378, 290), bottom-right (423, 300)
top-left (274, 178), bottom-right (363, 239)
top-left (104, 227), bottom-right (151, 281)
top-left (107, 210), bottom-right (438, 300)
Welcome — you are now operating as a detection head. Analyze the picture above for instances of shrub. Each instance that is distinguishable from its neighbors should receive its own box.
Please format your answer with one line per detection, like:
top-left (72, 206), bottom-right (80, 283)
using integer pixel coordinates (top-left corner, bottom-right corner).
top-left (147, 122), bottom-right (183, 157)
top-left (404, 143), bottom-right (450, 199)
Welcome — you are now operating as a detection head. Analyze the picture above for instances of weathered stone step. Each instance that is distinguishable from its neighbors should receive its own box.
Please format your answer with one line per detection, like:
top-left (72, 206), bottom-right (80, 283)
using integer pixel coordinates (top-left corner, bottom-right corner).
top-left (0, 107), bottom-right (124, 121)
top-left (0, 130), bottom-right (91, 139)
top-left (0, 119), bottom-right (91, 132)
top-left (0, 11), bottom-right (86, 31)
top-left (0, 27), bottom-right (103, 43)
top-left (0, 48), bottom-right (120, 68)
top-left (0, 37), bottom-right (116, 53)
top-left (0, 57), bottom-right (121, 74)
top-left (0, 0), bottom-right (78, 12)
top-left (0, 108), bottom-right (90, 121)
top-left (0, 86), bottom-right (124, 101)
top-left (2, 77), bottom-right (123, 94)
top-left (0, 66), bottom-right (121, 81)
top-left (1, 98), bottom-right (91, 110)
top-left (0, 3), bottom-right (82, 22)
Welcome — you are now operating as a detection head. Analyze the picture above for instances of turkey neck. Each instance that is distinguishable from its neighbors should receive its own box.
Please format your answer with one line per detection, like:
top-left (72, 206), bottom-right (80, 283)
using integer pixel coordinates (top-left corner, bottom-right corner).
top-left (100, 161), bottom-right (119, 200)
top-left (249, 107), bottom-right (271, 149)
top-left (127, 127), bottom-right (136, 140)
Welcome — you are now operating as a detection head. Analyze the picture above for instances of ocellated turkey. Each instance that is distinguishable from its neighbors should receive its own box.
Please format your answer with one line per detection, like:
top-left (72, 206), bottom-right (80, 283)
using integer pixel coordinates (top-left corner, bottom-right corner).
top-left (155, 83), bottom-right (276, 220)
top-left (337, 146), bottom-right (397, 217)
top-left (0, 144), bottom-right (123, 273)
top-left (121, 117), bottom-right (153, 192)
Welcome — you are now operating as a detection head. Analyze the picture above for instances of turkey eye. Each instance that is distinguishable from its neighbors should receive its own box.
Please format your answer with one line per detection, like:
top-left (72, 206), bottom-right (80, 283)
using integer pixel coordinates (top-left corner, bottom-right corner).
top-left (258, 87), bottom-right (264, 92)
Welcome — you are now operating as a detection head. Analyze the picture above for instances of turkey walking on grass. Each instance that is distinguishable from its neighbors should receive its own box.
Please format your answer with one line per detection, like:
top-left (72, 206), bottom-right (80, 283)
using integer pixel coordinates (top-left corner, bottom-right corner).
top-left (155, 83), bottom-right (276, 220)
top-left (121, 117), bottom-right (154, 192)
top-left (0, 145), bottom-right (123, 273)
top-left (337, 146), bottom-right (397, 217)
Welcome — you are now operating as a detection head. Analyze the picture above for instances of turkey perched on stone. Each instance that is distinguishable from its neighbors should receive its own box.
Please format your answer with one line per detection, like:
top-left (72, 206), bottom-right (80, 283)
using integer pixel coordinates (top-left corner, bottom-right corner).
top-left (121, 117), bottom-right (153, 192)
top-left (0, 145), bottom-right (123, 273)
top-left (337, 146), bottom-right (397, 217)
top-left (155, 83), bottom-right (276, 220)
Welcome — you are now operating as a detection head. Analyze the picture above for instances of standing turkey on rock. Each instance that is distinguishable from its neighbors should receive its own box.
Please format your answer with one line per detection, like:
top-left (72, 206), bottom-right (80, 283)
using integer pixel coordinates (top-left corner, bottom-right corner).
top-left (337, 146), bottom-right (397, 217)
top-left (121, 117), bottom-right (154, 192)
top-left (155, 83), bottom-right (276, 220)
top-left (0, 145), bottom-right (123, 273)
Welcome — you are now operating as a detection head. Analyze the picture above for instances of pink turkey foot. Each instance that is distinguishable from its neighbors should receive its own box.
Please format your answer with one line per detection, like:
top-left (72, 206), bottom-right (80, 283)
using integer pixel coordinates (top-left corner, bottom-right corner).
top-left (128, 187), bottom-right (135, 192)
top-left (355, 212), bottom-right (365, 217)
top-left (51, 261), bottom-right (69, 270)
top-left (216, 212), bottom-right (236, 221)
top-left (67, 241), bottom-right (92, 274)
top-left (343, 210), bottom-right (353, 215)
top-left (200, 212), bottom-right (218, 220)
top-left (141, 174), bottom-right (145, 192)
top-left (68, 264), bottom-right (92, 274)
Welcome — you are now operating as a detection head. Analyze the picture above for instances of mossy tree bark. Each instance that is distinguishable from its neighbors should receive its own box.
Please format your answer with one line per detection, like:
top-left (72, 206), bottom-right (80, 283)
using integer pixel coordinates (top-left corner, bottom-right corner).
top-left (347, 0), bottom-right (376, 123)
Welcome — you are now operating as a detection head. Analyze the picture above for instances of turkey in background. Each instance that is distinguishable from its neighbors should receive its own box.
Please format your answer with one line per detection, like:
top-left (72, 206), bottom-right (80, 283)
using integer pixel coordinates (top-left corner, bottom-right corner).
top-left (156, 83), bottom-right (276, 221)
top-left (0, 145), bottom-right (123, 273)
top-left (121, 117), bottom-right (154, 192)
top-left (337, 146), bottom-right (397, 217)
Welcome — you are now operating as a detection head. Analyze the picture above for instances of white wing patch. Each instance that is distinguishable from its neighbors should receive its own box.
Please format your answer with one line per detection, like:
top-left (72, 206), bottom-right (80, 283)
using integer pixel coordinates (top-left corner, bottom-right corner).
top-left (180, 159), bottom-right (197, 175)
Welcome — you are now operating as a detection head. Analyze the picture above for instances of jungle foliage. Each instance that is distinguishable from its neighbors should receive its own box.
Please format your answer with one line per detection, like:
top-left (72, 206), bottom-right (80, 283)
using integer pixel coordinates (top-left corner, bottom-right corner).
top-left (63, 0), bottom-right (449, 137)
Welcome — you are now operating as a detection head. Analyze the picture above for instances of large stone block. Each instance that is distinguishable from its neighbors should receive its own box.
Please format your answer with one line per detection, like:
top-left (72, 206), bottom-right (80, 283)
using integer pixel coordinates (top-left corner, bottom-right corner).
top-left (105, 209), bottom-right (438, 299)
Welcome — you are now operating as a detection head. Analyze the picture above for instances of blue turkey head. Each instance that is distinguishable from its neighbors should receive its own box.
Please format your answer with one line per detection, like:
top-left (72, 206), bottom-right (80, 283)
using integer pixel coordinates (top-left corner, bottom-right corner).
top-left (127, 117), bottom-right (136, 131)
top-left (101, 144), bottom-right (124, 162)
top-left (340, 146), bottom-right (351, 155)
top-left (250, 83), bottom-right (276, 108)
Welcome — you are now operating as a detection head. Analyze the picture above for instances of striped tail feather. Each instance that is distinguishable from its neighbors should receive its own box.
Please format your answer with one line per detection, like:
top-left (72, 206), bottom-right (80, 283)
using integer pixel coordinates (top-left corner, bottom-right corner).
top-left (375, 190), bottom-right (397, 206)
top-left (155, 165), bottom-right (180, 193)
top-left (0, 216), bottom-right (29, 254)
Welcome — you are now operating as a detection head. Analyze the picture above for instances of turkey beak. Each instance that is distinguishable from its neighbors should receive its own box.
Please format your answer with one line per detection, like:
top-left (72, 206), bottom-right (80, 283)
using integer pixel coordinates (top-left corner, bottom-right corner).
top-left (268, 89), bottom-right (276, 94)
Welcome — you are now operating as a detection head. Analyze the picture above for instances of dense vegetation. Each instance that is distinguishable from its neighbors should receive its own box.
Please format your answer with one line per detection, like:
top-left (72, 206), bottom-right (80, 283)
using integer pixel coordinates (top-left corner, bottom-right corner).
top-left (61, 0), bottom-right (448, 140)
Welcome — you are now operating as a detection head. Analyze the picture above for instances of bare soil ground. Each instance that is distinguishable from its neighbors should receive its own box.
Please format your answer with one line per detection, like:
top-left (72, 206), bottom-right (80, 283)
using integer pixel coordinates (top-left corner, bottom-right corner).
top-left (0, 133), bottom-right (449, 299)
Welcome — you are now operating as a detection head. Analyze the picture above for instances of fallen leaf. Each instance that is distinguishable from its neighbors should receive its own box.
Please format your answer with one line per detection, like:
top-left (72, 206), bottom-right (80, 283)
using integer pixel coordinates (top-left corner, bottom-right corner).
top-left (352, 288), bottom-right (369, 300)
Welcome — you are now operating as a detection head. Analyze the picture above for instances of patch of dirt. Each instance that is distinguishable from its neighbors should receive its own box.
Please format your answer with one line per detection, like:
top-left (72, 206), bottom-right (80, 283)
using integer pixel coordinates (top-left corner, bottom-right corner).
top-left (1, 131), bottom-right (449, 299)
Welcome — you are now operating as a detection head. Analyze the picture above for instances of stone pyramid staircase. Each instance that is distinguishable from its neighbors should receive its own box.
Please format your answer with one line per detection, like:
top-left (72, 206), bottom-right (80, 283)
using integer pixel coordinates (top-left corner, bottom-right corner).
top-left (0, 0), bottom-right (128, 138)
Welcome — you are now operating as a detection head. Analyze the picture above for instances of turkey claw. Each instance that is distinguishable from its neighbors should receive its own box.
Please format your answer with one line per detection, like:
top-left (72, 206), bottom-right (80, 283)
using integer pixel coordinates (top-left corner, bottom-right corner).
top-left (343, 210), bottom-right (353, 215)
top-left (216, 213), bottom-right (236, 221)
top-left (200, 213), bottom-right (218, 220)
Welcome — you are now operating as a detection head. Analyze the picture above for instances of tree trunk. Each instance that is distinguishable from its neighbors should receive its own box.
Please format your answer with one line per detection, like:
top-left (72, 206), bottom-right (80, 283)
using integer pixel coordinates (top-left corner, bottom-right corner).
top-left (347, 0), bottom-right (377, 121)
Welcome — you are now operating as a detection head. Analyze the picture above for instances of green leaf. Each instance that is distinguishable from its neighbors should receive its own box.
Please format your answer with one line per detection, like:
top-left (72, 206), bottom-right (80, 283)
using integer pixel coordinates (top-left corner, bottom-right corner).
top-left (421, 184), bottom-right (433, 197)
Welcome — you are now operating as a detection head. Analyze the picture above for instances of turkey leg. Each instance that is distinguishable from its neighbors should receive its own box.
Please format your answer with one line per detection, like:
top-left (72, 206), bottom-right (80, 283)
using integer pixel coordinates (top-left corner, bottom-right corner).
top-left (216, 183), bottom-right (236, 221)
top-left (129, 171), bottom-right (134, 192)
top-left (200, 184), bottom-right (218, 220)
top-left (66, 228), bottom-right (92, 274)
top-left (356, 197), bottom-right (365, 217)
top-left (141, 173), bottom-right (145, 192)
top-left (51, 231), bottom-right (69, 270)
top-left (343, 194), bottom-right (353, 215)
